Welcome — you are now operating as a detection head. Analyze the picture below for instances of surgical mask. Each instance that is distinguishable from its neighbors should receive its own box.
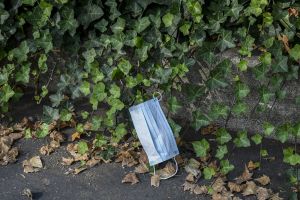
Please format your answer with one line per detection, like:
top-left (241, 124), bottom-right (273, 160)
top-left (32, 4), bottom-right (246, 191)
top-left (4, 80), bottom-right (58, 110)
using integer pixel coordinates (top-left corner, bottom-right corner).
top-left (129, 98), bottom-right (179, 167)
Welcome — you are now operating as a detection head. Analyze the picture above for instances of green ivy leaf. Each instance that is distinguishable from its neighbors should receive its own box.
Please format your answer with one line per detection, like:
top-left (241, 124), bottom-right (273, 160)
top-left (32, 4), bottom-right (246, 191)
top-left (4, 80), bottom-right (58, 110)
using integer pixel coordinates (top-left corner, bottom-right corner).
top-left (192, 139), bottom-right (210, 158)
top-left (216, 128), bottom-right (232, 145)
top-left (235, 82), bottom-right (250, 99)
top-left (15, 63), bottom-right (30, 84)
top-left (276, 124), bottom-right (291, 143)
top-left (209, 103), bottom-right (229, 120)
top-left (203, 167), bottom-right (215, 180)
top-left (283, 147), bottom-right (300, 166)
top-left (118, 59), bottom-right (132, 75)
top-left (90, 82), bottom-right (107, 110)
top-left (8, 41), bottom-right (29, 63)
top-left (60, 109), bottom-right (72, 122)
top-left (179, 23), bottom-right (191, 36)
top-left (36, 123), bottom-right (49, 138)
top-left (78, 141), bottom-right (89, 155)
top-left (184, 84), bottom-right (205, 103)
top-left (215, 145), bottom-right (228, 160)
top-left (272, 56), bottom-right (288, 73)
top-left (192, 111), bottom-right (211, 131)
top-left (109, 84), bottom-right (121, 98)
top-left (168, 118), bottom-right (182, 137)
top-left (251, 133), bottom-right (262, 145)
top-left (134, 17), bottom-right (151, 33)
top-left (82, 48), bottom-right (96, 64)
top-left (218, 30), bottom-right (235, 51)
top-left (112, 123), bottom-right (127, 143)
top-left (259, 52), bottom-right (272, 65)
top-left (80, 81), bottom-right (91, 96)
top-left (111, 17), bottom-right (125, 34)
top-left (237, 60), bottom-right (248, 71)
top-left (232, 102), bottom-right (248, 116)
top-left (43, 105), bottom-right (59, 123)
top-left (162, 13), bottom-right (174, 27)
top-left (22, 0), bottom-right (37, 6)
top-left (78, 3), bottom-right (104, 28)
top-left (263, 122), bottom-right (275, 136)
top-left (49, 92), bottom-right (64, 107)
top-left (38, 54), bottom-right (48, 73)
top-left (234, 131), bottom-right (250, 147)
top-left (168, 96), bottom-right (182, 113)
top-left (94, 19), bottom-right (108, 33)
top-left (220, 159), bottom-right (234, 175)
top-left (0, 84), bottom-right (15, 103)
top-left (94, 134), bottom-right (107, 147)
top-left (289, 44), bottom-right (300, 61)
top-left (259, 86), bottom-right (274, 103)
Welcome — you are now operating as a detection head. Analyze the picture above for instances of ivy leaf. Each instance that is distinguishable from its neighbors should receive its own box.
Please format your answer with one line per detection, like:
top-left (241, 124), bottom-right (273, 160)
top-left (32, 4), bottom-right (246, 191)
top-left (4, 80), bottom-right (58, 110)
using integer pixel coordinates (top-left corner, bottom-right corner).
top-left (134, 17), bottom-right (151, 33)
top-left (59, 7), bottom-right (79, 36)
top-left (168, 118), bottom-right (182, 137)
top-left (293, 123), bottom-right (300, 137)
top-left (43, 105), bottom-right (59, 123)
top-left (220, 159), bottom-right (234, 175)
top-left (26, 1), bottom-right (53, 28)
top-left (283, 147), bottom-right (300, 166)
top-left (218, 30), bottom-right (235, 51)
top-left (203, 167), bottom-right (215, 180)
top-left (111, 17), bottom-right (125, 34)
top-left (79, 81), bottom-right (91, 96)
top-left (192, 111), bottom-right (211, 131)
top-left (209, 103), bottom-right (229, 120)
top-left (94, 134), bottom-right (107, 147)
top-left (252, 64), bottom-right (269, 80)
top-left (8, 41), bottom-right (29, 63)
top-left (162, 12), bottom-right (174, 27)
top-left (206, 74), bottom-right (228, 90)
top-left (60, 109), bottom-right (72, 122)
top-left (237, 60), bottom-right (248, 71)
top-left (216, 128), bottom-right (232, 144)
top-left (276, 124), bottom-right (291, 143)
top-left (22, 0), bottom-right (37, 6)
top-left (109, 84), bottom-right (121, 98)
top-left (82, 48), bottom-right (96, 64)
top-left (259, 52), bottom-right (272, 65)
top-left (38, 54), bottom-right (48, 73)
top-left (168, 96), bottom-right (182, 113)
top-left (234, 131), bottom-right (250, 147)
top-left (90, 82), bottom-right (107, 110)
top-left (192, 139), bottom-right (210, 158)
top-left (112, 123), bottom-right (127, 143)
top-left (179, 23), bottom-right (191, 36)
top-left (184, 84), bottom-right (205, 103)
top-left (15, 63), bottom-right (30, 84)
top-left (0, 84), bottom-right (15, 103)
top-left (94, 19), bottom-right (108, 33)
top-left (232, 102), bottom-right (248, 116)
top-left (263, 122), bottom-right (275, 136)
top-left (36, 123), bottom-right (49, 138)
top-left (78, 141), bottom-right (89, 155)
top-left (289, 44), bottom-right (300, 61)
top-left (251, 134), bottom-right (262, 145)
top-left (118, 59), bottom-right (132, 75)
top-left (49, 92), bottom-right (64, 107)
top-left (215, 145), bottom-right (228, 160)
top-left (272, 56), bottom-right (288, 73)
top-left (78, 3), bottom-right (104, 28)
top-left (259, 86), bottom-right (274, 103)
top-left (235, 82), bottom-right (250, 99)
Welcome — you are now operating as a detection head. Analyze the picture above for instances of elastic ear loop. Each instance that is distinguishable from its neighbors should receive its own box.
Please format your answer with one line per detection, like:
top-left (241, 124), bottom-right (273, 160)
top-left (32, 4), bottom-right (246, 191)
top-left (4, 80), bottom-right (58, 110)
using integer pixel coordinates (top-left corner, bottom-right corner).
top-left (152, 92), bottom-right (162, 101)
top-left (153, 157), bottom-right (178, 180)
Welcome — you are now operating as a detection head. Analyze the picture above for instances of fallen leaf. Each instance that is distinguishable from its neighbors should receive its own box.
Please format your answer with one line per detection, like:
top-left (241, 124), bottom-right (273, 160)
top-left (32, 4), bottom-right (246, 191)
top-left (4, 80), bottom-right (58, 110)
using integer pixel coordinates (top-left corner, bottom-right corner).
top-left (278, 34), bottom-right (290, 52)
top-left (247, 160), bottom-right (260, 170)
top-left (61, 157), bottom-right (74, 165)
top-left (269, 193), bottom-right (283, 200)
top-left (256, 187), bottom-right (269, 200)
top-left (21, 188), bottom-right (32, 200)
top-left (212, 193), bottom-right (228, 200)
top-left (50, 131), bottom-right (64, 142)
top-left (288, 8), bottom-right (299, 17)
top-left (122, 172), bottom-right (139, 185)
top-left (73, 166), bottom-right (87, 174)
top-left (134, 163), bottom-right (149, 174)
top-left (182, 181), bottom-right (196, 192)
top-left (156, 162), bottom-right (176, 179)
top-left (184, 158), bottom-right (201, 177)
top-left (86, 158), bottom-right (100, 168)
top-left (236, 165), bottom-right (253, 184)
top-left (212, 177), bottom-right (225, 193)
top-left (255, 175), bottom-right (270, 186)
top-left (201, 124), bottom-right (218, 135)
top-left (151, 174), bottom-right (160, 187)
top-left (71, 132), bottom-right (81, 141)
top-left (116, 151), bottom-right (138, 167)
top-left (193, 185), bottom-right (207, 195)
top-left (138, 150), bottom-right (148, 164)
top-left (39, 145), bottom-right (54, 155)
top-left (22, 156), bottom-right (43, 173)
top-left (185, 173), bottom-right (195, 182)
top-left (242, 181), bottom-right (257, 196)
top-left (228, 182), bottom-right (245, 193)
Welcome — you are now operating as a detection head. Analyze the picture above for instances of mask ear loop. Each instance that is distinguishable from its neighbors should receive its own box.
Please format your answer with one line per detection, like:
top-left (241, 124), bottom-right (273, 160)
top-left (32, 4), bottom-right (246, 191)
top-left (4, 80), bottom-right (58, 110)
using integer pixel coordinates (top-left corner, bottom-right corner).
top-left (153, 157), bottom-right (178, 180)
top-left (152, 92), bottom-right (162, 101)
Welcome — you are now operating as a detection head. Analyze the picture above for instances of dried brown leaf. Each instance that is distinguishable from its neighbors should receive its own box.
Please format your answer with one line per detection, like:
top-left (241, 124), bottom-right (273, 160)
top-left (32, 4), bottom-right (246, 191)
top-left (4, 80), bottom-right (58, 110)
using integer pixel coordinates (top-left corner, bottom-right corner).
top-left (193, 185), bottom-right (207, 195)
top-left (212, 177), bottom-right (225, 193)
top-left (122, 173), bottom-right (139, 185)
top-left (134, 163), bottom-right (149, 174)
top-left (182, 181), bottom-right (196, 192)
top-left (185, 173), bottom-right (195, 182)
top-left (151, 175), bottom-right (160, 187)
top-left (288, 8), bottom-right (299, 17)
top-left (71, 132), bottom-right (81, 142)
top-left (255, 175), bottom-right (270, 186)
top-left (22, 188), bottom-right (32, 200)
top-left (242, 181), bottom-right (257, 196)
top-left (116, 151), bottom-right (138, 167)
top-left (269, 193), bottom-right (283, 200)
top-left (256, 187), bottom-right (269, 200)
top-left (86, 158), bottom-right (100, 168)
top-left (236, 165), bottom-right (253, 184)
top-left (39, 145), bottom-right (54, 155)
top-left (228, 182), bottom-right (245, 193)
top-left (73, 166), bottom-right (87, 174)
top-left (61, 157), bottom-right (74, 166)
top-left (247, 160), bottom-right (259, 171)
top-left (156, 162), bottom-right (176, 179)
top-left (22, 156), bottom-right (43, 173)
top-left (184, 158), bottom-right (201, 177)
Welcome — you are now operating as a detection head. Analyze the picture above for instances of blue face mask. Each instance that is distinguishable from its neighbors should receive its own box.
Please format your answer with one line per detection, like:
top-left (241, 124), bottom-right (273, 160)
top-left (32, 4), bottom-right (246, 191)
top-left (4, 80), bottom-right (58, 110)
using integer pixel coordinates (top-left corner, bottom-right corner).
top-left (129, 98), bottom-right (179, 167)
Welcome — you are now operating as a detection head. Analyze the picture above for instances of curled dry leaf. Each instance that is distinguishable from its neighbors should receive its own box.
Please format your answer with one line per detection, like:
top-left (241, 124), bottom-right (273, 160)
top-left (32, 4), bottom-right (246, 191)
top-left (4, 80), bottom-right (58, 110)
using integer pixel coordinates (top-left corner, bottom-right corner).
top-left (22, 156), bottom-right (43, 173)
top-left (122, 172), bottom-right (139, 185)
top-left (256, 187), bottom-right (269, 200)
top-left (116, 151), bottom-right (138, 167)
top-left (277, 34), bottom-right (290, 52)
top-left (247, 160), bottom-right (259, 171)
top-left (39, 145), bottom-right (54, 155)
top-left (151, 174), bottom-right (160, 187)
top-left (156, 162), bottom-right (176, 179)
top-left (21, 188), bottom-right (32, 200)
top-left (182, 181), bottom-right (196, 192)
top-left (134, 163), bottom-right (149, 174)
top-left (138, 150), bottom-right (148, 164)
top-left (61, 157), bottom-right (74, 165)
top-left (212, 193), bottom-right (228, 200)
top-left (185, 173), bottom-right (195, 182)
top-left (71, 132), bottom-right (81, 142)
top-left (212, 177), bottom-right (225, 193)
top-left (184, 158), bottom-right (201, 177)
top-left (73, 166), bottom-right (87, 174)
top-left (255, 175), bottom-right (270, 186)
top-left (50, 131), bottom-right (64, 142)
top-left (269, 193), bottom-right (283, 200)
top-left (228, 182), bottom-right (245, 193)
top-left (236, 165), bottom-right (253, 184)
top-left (242, 181), bottom-right (257, 196)
top-left (193, 185), bottom-right (207, 195)
top-left (86, 158), bottom-right (100, 168)
top-left (288, 8), bottom-right (299, 17)
top-left (66, 144), bottom-right (88, 161)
